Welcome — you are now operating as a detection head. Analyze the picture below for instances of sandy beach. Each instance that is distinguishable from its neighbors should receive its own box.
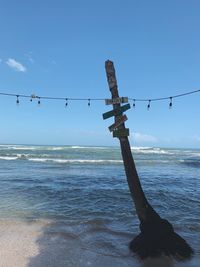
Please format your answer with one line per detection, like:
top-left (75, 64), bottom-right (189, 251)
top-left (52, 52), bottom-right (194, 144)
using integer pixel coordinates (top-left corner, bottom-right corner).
top-left (0, 219), bottom-right (137, 267)
top-left (0, 220), bottom-right (42, 267)
top-left (0, 221), bottom-right (137, 267)
top-left (0, 219), bottom-right (199, 267)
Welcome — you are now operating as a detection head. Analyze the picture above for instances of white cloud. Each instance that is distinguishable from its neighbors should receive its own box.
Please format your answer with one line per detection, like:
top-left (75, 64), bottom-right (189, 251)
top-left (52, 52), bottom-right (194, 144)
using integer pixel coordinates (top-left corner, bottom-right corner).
top-left (131, 132), bottom-right (158, 143)
top-left (6, 58), bottom-right (27, 72)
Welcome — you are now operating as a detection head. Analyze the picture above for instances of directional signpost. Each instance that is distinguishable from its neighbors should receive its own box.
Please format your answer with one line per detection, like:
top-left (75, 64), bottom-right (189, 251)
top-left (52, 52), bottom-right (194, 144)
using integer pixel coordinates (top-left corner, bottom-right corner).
top-left (103, 60), bottom-right (193, 261)
top-left (102, 80), bottom-right (130, 138)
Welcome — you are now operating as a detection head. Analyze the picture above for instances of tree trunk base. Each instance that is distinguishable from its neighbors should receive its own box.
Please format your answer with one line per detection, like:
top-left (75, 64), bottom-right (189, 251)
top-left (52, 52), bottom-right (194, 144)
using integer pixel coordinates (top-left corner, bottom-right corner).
top-left (129, 219), bottom-right (194, 261)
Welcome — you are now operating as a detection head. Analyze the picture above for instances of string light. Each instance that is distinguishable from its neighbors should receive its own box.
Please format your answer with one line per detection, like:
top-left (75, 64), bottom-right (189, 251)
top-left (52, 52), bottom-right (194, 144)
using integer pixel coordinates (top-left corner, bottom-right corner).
top-left (16, 95), bottom-right (19, 105)
top-left (133, 99), bottom-right (136, 108)
top-left (129, 89), bottom-right (200, 104)
top-left (30, 94), bottom-right (36, 102)
top-left (37, 97), bottom-right (41, 105)
top-left (0, 88), bottom-right (199, 110)
top-left (169, 97), bottom-right (173, 109)
top-left (147, 100), bottom-right (151, 110)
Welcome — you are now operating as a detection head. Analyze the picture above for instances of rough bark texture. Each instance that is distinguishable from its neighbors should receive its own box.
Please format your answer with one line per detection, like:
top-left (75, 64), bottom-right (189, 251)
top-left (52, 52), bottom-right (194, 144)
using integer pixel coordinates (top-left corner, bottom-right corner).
top-left (105, 60), bottom-right (193, 261)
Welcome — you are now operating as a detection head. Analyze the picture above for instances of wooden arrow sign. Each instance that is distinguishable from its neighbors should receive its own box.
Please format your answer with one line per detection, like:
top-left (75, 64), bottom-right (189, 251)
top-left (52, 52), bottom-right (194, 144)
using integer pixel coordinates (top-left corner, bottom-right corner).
top-left (105, 97), bottom-right (128, 105)
top-left (102, 103), bottom-right (131, 120)
top-left (113, 128), bottom-right (129, 138)
top-left (108, 114), bottom-right (128, 132)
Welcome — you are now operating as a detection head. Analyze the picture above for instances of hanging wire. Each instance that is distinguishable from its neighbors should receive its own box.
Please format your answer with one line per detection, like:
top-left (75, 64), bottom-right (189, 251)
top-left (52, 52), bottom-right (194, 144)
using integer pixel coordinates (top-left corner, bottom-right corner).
top-left (0, 88), bottom-right (199, 108)
top-left (128, 89), bottom-right (200, 102)
top-left (0, 92), bottom-right (105, 102)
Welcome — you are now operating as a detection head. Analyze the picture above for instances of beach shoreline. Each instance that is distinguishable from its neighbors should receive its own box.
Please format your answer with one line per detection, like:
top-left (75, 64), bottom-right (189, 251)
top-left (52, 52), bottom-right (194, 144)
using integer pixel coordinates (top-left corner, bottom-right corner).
top-left (0, 145), bottom-right (199, 266)
top-left (0, 219), bottom-right (199, 267)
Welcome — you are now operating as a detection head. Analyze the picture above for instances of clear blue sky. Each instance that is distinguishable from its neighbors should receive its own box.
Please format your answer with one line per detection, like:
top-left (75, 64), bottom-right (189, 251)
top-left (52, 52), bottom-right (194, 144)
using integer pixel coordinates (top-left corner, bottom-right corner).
top-left (0, 0), bottom-right (199, 147)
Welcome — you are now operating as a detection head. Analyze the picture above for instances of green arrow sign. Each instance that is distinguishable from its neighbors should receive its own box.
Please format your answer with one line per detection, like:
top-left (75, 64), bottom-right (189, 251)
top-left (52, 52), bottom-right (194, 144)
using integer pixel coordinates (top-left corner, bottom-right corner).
top-left (102, 103), bottom-right (130, 120)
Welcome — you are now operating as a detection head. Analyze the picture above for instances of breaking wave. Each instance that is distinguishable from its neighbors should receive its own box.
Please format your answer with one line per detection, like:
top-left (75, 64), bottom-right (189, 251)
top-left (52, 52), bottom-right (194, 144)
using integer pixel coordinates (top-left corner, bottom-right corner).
top-left (29, 158), bottom-right (123, 164)
top-left (180, 158), bottom-right (200, 168)
top-left (131, 147), bottom-right (174, 155)
top-left (0, 155), bottom-right (123, 164)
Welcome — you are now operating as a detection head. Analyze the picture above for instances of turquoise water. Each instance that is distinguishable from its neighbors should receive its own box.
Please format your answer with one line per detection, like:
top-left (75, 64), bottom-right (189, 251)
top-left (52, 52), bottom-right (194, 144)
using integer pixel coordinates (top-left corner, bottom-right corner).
top-left (0, 145), bottom-right (199, 266)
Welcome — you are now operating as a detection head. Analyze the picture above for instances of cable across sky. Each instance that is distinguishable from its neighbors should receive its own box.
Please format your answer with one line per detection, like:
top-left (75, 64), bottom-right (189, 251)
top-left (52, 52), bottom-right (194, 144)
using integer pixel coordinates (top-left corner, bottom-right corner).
top-left (0, 88), bottom-right (199, 108)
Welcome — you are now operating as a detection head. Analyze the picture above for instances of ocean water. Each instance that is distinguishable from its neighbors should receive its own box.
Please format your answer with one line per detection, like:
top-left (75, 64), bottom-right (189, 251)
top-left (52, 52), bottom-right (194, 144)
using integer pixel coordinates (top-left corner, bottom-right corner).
top-left (0, 145), bottom-right (199, 266)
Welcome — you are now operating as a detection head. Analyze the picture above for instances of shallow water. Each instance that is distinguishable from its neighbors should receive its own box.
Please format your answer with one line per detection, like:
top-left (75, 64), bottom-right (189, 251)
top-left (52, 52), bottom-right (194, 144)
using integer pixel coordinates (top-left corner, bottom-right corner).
top-left (0, 145), bottom-right (199, 266)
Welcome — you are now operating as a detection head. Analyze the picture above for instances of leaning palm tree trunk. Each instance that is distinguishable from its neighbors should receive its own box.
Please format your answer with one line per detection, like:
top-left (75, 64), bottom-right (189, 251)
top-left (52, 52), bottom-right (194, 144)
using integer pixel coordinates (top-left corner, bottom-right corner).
top-left (104, 60), bottom-right (193, 261)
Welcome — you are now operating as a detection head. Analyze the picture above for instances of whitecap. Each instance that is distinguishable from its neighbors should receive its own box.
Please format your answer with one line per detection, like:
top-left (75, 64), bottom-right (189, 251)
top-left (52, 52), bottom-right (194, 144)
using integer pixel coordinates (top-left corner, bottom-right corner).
top-left (28, 158), bottom-right (123, 164)
top-left (0, 156), bottom-right (18, 160)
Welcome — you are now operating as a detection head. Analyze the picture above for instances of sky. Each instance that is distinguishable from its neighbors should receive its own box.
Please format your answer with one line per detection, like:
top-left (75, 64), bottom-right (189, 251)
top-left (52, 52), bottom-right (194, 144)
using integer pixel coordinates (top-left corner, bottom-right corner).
top-left (0, 0), bottom-right (200, 147)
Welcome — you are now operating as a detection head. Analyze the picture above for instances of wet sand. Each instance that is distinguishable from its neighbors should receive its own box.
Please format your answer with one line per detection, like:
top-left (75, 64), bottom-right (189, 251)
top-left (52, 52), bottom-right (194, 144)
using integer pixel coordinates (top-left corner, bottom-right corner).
top-left (0, 220), bottom-right (198, 267)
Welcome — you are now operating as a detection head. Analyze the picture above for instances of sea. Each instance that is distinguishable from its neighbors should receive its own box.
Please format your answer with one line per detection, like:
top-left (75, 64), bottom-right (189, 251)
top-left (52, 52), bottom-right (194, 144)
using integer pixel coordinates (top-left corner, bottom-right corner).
top-left (0, 145), bottom-right (199, 267)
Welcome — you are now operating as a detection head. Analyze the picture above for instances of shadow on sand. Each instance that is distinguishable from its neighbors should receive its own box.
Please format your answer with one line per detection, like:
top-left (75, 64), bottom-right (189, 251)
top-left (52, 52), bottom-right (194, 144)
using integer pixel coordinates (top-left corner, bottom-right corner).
top-left (26, 220), bottom-right (193, 267)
